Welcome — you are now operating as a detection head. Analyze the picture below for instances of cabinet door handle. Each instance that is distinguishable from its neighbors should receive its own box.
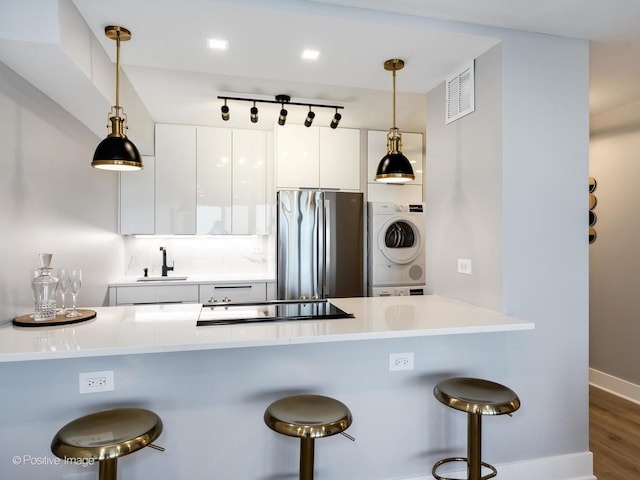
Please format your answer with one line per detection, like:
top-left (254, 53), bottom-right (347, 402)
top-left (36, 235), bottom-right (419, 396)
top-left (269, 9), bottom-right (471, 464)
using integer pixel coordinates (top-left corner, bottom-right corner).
top-left (214, 285), bottom-right (252, 289)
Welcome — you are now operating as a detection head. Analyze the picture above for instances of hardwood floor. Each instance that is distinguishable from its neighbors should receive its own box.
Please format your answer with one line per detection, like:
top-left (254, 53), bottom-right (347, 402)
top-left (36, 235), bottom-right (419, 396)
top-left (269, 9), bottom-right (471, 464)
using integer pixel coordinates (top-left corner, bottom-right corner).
top-left (590, 385), bottom-right (640, 479)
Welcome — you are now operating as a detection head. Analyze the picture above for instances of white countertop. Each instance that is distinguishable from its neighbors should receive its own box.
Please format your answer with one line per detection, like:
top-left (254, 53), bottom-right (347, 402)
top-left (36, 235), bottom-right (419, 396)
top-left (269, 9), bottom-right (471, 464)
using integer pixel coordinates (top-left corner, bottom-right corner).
top-left (0, 295), bottom-right (534, 362)
top-left (109, 273), bottom-right (276, 287)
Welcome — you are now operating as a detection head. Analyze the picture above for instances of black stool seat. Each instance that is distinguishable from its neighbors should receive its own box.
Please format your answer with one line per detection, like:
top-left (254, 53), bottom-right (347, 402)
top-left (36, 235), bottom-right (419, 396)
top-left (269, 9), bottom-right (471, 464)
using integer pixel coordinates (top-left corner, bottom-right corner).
top-left (432, 377), bottom-right (520, 480)
top-left (264, 394), bottom-right (353, 480)
top-left (51, 408), bottom-right (163, 480)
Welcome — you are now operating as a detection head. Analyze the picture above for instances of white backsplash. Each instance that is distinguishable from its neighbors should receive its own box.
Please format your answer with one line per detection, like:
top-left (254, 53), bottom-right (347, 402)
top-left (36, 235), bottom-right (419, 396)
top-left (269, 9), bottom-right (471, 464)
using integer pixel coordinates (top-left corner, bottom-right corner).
top-left (123, 235), bottom-right (274, 278)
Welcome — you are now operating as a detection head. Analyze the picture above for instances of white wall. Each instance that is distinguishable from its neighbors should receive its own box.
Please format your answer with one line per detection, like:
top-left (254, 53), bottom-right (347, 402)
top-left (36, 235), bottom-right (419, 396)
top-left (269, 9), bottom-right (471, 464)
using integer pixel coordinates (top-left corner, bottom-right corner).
top-left (0, 61), bottom-right (124, 316)
top-left (426, 27), bottom-right (590, 462)
top-left (590, 101), bottom-right (640, 388)
top-left (500, 30), bottom-right (590, 457)
top-left (426, 44), bottom-right (503, 311)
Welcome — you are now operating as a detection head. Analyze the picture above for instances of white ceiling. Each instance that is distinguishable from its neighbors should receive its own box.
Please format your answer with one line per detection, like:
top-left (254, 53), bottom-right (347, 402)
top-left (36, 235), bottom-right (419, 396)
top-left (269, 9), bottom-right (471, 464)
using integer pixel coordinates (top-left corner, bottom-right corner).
top-left (71, 0), bottom-right (640, 130)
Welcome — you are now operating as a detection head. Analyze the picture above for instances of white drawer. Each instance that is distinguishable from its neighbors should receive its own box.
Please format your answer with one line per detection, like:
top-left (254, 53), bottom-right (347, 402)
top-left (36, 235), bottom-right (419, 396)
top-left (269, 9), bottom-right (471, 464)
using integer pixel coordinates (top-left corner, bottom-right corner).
top-left (199, 282), bottom-right (267, 304)
top-left (114, 285), bottom-right (199, 305)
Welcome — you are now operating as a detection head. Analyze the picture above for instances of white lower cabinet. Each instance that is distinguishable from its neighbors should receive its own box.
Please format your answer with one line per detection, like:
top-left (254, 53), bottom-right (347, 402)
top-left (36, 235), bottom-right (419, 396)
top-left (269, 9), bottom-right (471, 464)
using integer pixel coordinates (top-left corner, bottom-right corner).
top-left (110, 284), bottom-right (200, 306)
top-left (199, 282), bottom-right (267, 304)
top-left (109, 281), bottom-right (275, 306)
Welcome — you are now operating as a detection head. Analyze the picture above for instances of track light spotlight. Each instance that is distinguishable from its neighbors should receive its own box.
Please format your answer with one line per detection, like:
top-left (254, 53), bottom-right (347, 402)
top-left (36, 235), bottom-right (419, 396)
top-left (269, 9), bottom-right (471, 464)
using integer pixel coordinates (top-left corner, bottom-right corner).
top-left (250, 102), bottom-right (258, 123)
top-left (304, 107), bottom-right (315, 127)
top-left (276, 94), bottom-right (289, 126)
top-left (221, 100), bottom-right (230, 121)
top-left (278, 106), bottom-right (288, 126)
top-left (330, 110), bottom-right (342, 129)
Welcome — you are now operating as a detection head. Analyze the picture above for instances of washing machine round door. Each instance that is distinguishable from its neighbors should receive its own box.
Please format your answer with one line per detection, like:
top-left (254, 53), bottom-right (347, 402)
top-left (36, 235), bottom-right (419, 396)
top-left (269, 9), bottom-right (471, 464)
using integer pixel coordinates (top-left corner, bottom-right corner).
top-left (377, 217), bottom-right (422, 264)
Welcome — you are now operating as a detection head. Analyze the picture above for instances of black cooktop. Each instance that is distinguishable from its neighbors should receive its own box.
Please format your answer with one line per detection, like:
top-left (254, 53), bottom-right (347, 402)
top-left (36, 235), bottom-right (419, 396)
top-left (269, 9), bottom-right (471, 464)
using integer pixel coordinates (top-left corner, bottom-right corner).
top-left (197, 299), bottom-right (354, 326)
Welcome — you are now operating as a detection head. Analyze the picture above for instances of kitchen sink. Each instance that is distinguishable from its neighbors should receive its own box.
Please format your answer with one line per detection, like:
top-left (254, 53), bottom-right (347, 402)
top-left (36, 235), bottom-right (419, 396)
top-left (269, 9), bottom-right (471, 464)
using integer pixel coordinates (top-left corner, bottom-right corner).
top-left (136, 276), bottom-right (188, 282)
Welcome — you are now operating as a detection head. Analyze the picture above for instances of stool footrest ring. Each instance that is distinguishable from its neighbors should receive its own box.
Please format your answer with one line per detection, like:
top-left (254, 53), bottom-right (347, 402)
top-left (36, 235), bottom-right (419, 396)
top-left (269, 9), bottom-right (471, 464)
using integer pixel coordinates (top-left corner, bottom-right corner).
top-left (432, 457), bottom-right (497, 480)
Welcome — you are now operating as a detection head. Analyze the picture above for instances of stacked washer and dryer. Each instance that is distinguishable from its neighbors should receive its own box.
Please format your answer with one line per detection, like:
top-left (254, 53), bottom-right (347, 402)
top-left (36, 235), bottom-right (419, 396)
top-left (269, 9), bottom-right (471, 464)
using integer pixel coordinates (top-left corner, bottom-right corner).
top-left (367, 202), bottom-right (426, 296)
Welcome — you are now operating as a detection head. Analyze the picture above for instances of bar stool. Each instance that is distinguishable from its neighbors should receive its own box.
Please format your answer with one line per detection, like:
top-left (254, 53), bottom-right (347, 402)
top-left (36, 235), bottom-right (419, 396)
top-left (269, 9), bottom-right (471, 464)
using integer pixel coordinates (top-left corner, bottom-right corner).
top-left (264, 394), bottom-right (354, 480)
top-left (432, 377), bottom-right (520, 480)
top-left (51, 407), bottom-right (164, 480)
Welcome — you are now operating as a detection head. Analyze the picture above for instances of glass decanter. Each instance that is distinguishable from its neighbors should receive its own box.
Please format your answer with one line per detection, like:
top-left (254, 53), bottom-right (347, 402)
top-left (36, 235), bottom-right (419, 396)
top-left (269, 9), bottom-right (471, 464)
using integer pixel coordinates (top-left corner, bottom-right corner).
top-left (31, 253), bottom-right (59, 321)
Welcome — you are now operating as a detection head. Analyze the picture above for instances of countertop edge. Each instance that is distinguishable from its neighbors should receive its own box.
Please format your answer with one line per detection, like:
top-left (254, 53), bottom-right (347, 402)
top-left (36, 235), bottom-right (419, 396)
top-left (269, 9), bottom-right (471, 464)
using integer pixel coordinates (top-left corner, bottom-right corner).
top-left (108, 276), bottom-right (276, 287)
top-left (0, 296), bottom-right (536, 363)
top-left (0, 319), bottom-right (534, 363)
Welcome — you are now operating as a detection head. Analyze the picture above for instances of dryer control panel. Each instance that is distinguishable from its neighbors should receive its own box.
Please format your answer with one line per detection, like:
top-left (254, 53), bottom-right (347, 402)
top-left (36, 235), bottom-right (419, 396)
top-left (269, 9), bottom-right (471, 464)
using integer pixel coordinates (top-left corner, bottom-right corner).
top-left (371, 202), bottom-right (424, 214)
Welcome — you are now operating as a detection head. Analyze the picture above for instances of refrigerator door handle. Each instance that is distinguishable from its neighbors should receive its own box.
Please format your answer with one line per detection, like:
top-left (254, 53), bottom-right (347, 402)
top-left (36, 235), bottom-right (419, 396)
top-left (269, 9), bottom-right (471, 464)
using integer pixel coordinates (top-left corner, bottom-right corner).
top-left (322, 198), bottom-right (330, 298)
top-left (314, 192), bottom-right (323, 300)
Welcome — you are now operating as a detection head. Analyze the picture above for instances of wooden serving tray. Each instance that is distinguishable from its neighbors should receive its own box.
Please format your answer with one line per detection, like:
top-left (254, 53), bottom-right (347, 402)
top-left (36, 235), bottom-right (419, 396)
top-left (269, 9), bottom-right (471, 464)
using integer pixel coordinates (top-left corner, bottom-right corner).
top-left (13, 309), bottom-right (97, 327)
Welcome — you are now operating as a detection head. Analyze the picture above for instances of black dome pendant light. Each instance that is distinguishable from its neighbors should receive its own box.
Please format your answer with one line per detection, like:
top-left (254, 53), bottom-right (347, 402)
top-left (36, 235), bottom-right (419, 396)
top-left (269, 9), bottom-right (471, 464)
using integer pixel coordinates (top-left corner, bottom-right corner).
top-left (374, 58), bottom-right (414, 183)
top-left (92, 26), bottom-right (143, 171)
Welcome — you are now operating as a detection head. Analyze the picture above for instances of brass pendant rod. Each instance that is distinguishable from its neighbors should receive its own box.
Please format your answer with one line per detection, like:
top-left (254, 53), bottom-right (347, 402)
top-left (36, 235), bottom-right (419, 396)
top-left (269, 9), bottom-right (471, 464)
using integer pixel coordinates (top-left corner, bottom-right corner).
top-left (392, 67), bottom-right (397, 130)
top-left (115, 32), bottom-right (121, 110)
top-left (384, 59), bottom-right (404, 130)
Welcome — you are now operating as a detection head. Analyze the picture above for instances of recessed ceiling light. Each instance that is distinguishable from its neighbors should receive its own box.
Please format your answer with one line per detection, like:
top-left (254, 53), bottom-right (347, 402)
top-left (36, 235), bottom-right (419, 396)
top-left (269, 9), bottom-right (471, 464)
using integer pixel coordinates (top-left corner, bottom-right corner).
top-left (302, 49), bottom-right (320, 60)
top-left (208, 38), bottom-right (228, 50)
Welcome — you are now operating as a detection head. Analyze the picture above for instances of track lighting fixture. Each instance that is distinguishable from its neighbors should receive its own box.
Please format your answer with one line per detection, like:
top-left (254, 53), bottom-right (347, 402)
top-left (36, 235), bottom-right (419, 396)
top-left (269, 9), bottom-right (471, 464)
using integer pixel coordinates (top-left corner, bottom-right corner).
top-left (330, 109), bottom-right (342, 129)
top-left (250, 102), bottom-right (259, 123)
top-left (217, 94), bottom-right (344, 127)
top-left (92, 26), bottom-right (143, 171)
top-left (374, 58), bottom-right (414, 183)
top-left (304, 108), bottom-right (315, 127)
top-left (221, 99), bottom-right (230, 121)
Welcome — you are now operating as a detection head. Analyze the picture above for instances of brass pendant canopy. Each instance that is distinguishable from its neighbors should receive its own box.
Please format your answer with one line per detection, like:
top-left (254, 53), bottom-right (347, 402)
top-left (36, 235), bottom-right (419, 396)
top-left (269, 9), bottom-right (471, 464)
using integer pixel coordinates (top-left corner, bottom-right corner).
top-left (92, 26), bottom-right (143, 171)
top-left (375, 59), bottom-right (414, 183)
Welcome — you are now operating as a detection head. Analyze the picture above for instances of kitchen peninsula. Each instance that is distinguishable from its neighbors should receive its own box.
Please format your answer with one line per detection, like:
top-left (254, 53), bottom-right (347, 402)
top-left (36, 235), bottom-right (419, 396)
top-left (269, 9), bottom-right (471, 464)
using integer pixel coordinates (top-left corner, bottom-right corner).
top-left (0, 295), bottom-right (533, 362)
top-left (0, 295), bottom-right (545, 480)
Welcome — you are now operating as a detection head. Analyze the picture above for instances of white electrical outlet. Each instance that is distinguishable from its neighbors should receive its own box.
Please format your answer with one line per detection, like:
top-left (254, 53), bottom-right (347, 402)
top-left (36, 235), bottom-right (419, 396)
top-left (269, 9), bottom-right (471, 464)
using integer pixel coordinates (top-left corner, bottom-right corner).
top-left (79, 370), bottom-right (114, 394)
top-left (458, 258), bottom-right (472, 275)
top-left (389, 352), bottom-right (414, 371)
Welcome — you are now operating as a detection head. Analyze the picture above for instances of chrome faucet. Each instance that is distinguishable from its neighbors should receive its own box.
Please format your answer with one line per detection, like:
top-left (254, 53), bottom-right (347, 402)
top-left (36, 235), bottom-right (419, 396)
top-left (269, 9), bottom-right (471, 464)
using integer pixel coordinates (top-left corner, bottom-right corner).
top-left (160, 246), bottom-right (174, 276)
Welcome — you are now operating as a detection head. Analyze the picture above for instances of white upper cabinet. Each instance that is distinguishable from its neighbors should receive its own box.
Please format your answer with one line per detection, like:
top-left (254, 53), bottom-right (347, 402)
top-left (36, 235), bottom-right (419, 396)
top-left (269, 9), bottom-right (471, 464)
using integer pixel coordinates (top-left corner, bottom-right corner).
top-left (319, 127), bottom-right (361, 190)
top-left (125, 124), bottom-right (271, 236)
top-left (120, 156), bottom-right (155, 235)
top-left (196, 127), bottom-right (233, 234)
top-left (276, 125), bottom-right (320, 189)
top-left (276, 125), bottom-right (361, 191)
top-left (155, 124), bottom-right (197, 234)
top-left (232, 129), bottom-right (268, 235)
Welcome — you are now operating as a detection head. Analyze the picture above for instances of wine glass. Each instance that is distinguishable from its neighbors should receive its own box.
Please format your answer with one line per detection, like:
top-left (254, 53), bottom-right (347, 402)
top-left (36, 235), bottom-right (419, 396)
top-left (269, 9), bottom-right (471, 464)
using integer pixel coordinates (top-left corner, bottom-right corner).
top-left (57, 268), bottom-right (71, 315)
top-left (66, 269), bottom-right (82, 318)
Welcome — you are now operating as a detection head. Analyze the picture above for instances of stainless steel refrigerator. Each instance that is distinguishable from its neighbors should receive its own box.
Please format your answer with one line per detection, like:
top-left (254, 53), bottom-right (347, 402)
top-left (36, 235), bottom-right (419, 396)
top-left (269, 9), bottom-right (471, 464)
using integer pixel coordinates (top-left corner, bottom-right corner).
top-left (277, 190), bottom-right (364, 300)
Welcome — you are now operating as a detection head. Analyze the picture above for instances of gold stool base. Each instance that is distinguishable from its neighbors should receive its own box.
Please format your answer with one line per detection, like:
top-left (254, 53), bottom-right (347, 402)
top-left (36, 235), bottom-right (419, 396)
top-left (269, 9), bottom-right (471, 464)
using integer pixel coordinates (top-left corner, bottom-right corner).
top-left (432, 378), bottom-right (520, 480)
top-left (432, 457), bottom-right (497, 480)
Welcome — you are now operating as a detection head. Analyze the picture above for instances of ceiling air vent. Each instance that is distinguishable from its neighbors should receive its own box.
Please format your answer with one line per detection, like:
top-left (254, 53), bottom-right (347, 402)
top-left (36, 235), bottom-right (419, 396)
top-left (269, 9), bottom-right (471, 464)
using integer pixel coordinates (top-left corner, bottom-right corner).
top-left (446, 61), bottom-right (475, 124)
